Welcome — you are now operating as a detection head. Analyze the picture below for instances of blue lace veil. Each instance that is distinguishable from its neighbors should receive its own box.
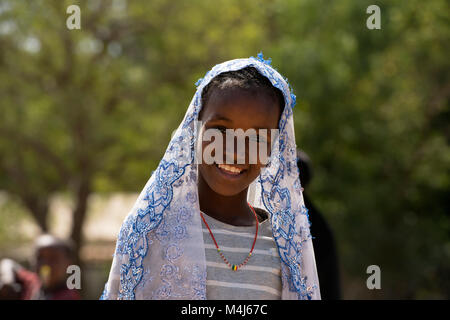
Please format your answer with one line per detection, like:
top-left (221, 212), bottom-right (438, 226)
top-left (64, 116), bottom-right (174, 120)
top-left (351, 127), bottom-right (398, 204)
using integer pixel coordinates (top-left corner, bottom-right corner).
top-left (100, 54), bottom-right (321, 300)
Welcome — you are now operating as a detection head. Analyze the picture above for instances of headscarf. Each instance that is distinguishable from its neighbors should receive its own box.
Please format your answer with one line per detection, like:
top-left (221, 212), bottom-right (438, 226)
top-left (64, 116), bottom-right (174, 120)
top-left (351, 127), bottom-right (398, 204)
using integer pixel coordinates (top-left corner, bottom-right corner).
top-left (100, 54), bottom-right (321, 300)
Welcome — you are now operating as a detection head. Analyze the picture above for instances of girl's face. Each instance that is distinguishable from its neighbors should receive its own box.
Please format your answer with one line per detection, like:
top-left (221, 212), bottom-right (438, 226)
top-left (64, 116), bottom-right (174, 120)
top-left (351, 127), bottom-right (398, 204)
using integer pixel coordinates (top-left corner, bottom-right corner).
top-left (198, 87), bottom-right (282, 196)
top-left (35, 246), bottom-right (71, 290)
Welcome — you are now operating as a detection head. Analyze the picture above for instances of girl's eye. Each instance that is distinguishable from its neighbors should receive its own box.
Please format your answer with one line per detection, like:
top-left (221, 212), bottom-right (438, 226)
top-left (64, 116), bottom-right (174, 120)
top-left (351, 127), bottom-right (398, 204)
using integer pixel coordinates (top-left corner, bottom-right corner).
top-left (249, 135), bottom-right (267, 144)
top-left (214, 126), bottom-right (227, 134)
top-left (259, 136), bottom-right (267, 143)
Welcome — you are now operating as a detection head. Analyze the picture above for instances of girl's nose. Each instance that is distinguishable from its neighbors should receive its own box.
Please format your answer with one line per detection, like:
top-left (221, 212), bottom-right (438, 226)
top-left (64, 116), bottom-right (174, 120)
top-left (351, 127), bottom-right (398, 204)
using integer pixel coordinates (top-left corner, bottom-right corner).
top-left (223, 139), bottom-right (248, 165)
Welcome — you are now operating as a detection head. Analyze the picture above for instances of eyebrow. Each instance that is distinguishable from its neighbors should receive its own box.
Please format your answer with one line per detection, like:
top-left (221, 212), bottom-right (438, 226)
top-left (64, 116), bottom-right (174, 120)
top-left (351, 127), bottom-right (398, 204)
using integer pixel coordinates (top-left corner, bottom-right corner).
top-left (207, 115), bottom-right (276, 131)
top-left (207, 115), bottom-right (232, 123)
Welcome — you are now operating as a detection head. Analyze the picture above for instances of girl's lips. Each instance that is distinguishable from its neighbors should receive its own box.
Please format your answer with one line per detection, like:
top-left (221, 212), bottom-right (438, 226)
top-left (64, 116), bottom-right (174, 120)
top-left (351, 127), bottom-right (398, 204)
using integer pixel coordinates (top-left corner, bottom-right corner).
top-left (214, 163), bottom-right (247, 180)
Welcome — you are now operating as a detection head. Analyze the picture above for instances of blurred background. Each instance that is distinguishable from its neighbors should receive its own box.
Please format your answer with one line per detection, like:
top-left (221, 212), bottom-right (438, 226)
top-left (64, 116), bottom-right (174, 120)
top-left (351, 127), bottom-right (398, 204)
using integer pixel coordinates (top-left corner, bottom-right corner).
top-left (0, 0), bottom-right (448, 299)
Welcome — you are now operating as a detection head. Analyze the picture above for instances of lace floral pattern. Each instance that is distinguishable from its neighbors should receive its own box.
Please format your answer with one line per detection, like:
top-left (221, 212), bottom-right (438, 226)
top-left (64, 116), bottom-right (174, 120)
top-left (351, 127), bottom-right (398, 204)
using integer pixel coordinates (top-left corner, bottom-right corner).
top-left (101, 54), bottom-right (320, 300)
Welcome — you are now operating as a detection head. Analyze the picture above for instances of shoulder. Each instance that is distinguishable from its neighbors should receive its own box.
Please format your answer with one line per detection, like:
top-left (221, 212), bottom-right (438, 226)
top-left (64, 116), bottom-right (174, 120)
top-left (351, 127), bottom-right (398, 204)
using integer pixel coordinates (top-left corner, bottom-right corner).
top-left (50, 289), bottom-right (81, 300)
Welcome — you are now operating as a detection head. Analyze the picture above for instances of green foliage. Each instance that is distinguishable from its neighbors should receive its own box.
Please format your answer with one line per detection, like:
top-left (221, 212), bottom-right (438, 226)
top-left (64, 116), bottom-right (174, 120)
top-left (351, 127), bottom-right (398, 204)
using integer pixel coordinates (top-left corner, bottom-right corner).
top-left (0, 0), bottom-right (448, 298)
top-left (270, 0), bottom-right (450, 298)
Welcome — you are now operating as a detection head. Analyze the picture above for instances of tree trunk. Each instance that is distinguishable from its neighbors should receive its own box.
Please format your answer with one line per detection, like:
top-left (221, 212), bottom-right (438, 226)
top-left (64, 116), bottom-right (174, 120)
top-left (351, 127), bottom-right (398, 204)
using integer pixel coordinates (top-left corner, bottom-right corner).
top-left (24, 196), bottom-right (49, 233)
top-left (70, 178), bottom-right (91, 265)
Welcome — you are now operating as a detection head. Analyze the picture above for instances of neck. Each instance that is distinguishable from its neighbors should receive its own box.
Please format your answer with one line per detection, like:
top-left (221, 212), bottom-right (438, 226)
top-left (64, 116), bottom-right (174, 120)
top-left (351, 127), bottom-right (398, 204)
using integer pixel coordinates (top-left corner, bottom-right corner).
top-left (198, 175), bottom-right (255, 226)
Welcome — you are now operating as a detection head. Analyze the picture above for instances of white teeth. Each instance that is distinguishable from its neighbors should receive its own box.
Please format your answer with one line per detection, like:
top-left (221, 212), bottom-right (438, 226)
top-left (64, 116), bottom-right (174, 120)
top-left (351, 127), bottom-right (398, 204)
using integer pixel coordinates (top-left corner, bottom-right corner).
top-left (217, 164), bottom-right (243, 174)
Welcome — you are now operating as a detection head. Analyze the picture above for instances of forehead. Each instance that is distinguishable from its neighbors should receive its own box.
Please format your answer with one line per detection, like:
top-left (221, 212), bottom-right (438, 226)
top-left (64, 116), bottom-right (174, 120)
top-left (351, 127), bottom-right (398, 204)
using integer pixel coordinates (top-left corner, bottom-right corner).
top-left (200, 87), bottom-right (282, 129)
top-left (36, 246), bottom-right (68, 258)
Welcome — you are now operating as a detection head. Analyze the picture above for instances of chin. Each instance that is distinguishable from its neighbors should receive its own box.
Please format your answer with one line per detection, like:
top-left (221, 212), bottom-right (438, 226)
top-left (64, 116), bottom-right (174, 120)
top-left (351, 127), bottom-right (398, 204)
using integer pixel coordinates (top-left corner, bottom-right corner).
top-left (210, 183), bottom-right (247, 197)
top-left (209, 170), bottom-right (259, 197)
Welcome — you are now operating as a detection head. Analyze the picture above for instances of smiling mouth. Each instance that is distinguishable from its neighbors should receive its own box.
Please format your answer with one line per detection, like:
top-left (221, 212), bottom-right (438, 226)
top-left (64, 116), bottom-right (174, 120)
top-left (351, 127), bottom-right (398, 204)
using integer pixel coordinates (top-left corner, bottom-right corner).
top-left (215, 163), bottom-right (246, 177)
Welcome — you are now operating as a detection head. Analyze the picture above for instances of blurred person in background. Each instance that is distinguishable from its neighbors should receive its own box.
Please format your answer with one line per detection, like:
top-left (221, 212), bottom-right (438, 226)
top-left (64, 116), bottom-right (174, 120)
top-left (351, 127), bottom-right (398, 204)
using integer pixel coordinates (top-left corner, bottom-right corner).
top-left (32, 234), bottom-right (81, 300)
top-left (297, 149), bottom-right (341, 300)
top-left (0, 258), bottom-right (41, 300)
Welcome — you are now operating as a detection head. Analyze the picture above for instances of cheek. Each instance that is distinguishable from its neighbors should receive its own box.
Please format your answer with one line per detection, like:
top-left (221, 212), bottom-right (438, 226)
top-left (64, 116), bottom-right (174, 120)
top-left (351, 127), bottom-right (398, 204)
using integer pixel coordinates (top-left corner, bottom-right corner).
top-left (198, 163), bottom-right (214, 184)
top-left (200, 139), bottom-right (219, 164)
top-left (245, 140), bottom-right (272, 166)
top-left (257, 141), bottom-right (273, 165)
top-left (247, 163), bottom-right (264, 181)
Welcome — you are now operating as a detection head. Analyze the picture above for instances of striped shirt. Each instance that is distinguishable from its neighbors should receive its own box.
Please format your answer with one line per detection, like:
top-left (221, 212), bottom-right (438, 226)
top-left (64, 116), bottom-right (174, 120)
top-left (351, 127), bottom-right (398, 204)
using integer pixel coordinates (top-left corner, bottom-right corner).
top-left (201, 209), bottom-right (282, 300)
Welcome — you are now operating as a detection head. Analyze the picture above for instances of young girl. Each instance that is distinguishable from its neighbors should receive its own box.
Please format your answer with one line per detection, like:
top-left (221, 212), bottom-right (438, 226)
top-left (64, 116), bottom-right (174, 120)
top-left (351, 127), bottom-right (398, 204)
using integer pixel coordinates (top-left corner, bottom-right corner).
top-left (101, 54), bottom-right (321, 300)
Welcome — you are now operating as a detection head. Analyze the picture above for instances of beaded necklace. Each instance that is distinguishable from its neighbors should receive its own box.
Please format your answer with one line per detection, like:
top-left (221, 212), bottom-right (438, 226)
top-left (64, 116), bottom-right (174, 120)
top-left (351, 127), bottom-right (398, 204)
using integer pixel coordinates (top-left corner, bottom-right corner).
top-left (200, 203), bottom-right (259, 271)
